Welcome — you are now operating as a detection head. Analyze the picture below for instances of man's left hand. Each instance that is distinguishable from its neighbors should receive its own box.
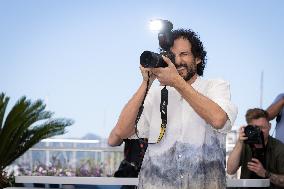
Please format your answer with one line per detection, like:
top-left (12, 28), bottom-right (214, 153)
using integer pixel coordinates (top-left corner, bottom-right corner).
top-left (247, 158), bottom-right (266, 178)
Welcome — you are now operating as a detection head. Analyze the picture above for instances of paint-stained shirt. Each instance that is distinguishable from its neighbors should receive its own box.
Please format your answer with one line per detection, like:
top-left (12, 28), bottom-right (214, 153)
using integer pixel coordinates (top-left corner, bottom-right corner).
top-left (132, 76), bottom-right (238, 189)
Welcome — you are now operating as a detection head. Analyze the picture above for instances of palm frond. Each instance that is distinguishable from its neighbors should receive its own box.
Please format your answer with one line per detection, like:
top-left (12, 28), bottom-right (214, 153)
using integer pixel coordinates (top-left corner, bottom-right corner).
top-left (5, 100), bottom-right (54, 155)
top-left (3, 118), bottom-right (73, 168)
top-left (0, 93), bottom-right (10, 132)
top-left (0, 94), bottom-right (74, 172)
top-left (0, 96), bottom-right (31, 156)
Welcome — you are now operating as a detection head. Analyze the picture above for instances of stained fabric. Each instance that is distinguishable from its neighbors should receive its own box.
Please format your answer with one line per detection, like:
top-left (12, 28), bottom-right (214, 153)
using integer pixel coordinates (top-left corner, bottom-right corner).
top-left (130, 77), bottom-right (237, 189)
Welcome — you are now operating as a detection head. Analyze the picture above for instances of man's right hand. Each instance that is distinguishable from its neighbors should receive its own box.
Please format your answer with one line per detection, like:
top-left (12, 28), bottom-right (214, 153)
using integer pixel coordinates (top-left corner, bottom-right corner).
top-left (238, 126), bottom-right (248, 143)
top-left (140, 66), bottom-right (156, 84)
top-left (227, 125), bottom-right (248, 175)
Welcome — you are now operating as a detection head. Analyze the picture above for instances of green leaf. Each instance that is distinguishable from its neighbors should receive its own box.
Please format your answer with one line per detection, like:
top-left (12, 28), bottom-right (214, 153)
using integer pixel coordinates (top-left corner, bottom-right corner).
top-left (0, 93), bottom-right (10, 132)
top-left (0, 94), bottom-right (74, 172)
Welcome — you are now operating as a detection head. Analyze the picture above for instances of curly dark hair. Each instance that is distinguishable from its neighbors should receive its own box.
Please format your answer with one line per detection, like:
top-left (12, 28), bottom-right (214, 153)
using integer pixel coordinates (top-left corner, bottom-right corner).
top-left (245, 108), bottom-right (269, 124)
top-left (171, 29), bottom-right (207, 76)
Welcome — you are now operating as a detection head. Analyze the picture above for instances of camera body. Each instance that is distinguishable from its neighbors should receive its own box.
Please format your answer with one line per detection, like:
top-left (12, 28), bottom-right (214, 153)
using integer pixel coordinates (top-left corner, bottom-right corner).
top-left (140, 51), bottom-right (175, 68)
top-left (244, 125), bottom-right (264, 144)
top-left (244, 125), bottom-right (266, 169)
top-left (140, 19), bottom-right (174, 68)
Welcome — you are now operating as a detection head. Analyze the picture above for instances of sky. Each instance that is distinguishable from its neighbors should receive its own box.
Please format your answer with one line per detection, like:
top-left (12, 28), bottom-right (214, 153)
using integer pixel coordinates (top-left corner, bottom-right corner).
top-left (1, 0), bottom-right (283, 138)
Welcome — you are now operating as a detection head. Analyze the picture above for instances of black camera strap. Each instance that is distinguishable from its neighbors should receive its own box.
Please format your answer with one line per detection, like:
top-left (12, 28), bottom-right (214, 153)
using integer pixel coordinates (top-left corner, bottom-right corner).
top-left (134, 74), bottom-right (168, 144)
top-left (156, 86), bottom-right (168, 143)
top-left (134, 76), bottom-right (150, 141)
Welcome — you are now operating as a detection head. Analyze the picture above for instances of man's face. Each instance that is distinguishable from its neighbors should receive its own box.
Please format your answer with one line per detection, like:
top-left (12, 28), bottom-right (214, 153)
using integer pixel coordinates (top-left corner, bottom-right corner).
top-left (249, 117), bottom-right (271, 141)
top-left (170, 37), bottom-right (201, 81)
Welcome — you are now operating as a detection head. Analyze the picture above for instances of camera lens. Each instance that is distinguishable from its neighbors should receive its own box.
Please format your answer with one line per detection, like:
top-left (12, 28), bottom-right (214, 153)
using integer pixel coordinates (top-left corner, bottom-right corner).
top-left (244, 125), bottom-right (262, 144)
top-left (140, 51), bottom-right (167, 68)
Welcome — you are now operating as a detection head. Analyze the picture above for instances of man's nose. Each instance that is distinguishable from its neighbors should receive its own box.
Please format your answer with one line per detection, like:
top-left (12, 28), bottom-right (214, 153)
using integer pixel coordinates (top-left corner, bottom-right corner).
top-left (174, 54), bottom-right (181, 65)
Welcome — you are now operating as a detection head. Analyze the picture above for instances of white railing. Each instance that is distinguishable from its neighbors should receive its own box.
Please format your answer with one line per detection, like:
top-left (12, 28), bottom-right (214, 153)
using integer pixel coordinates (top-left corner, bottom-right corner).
top-left (13, 139), bottom-right (124, 177)
top-left (15, 176), bottom-right (270, 188)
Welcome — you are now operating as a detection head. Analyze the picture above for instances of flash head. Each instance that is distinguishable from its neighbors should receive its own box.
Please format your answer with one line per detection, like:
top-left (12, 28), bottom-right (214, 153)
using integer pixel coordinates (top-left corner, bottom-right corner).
top-left (140, 19), bottom-right (174, 68)
top-left (149, 19), bottom-right (173, 51)
top-left (149, 19), bottom-right (173, 32)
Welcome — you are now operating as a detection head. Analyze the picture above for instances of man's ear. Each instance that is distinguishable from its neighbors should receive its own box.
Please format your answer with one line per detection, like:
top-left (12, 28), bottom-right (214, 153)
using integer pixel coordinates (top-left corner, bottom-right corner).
top-left (195, 58), bottom-right (201, 64)
top-left (268, 122), bottom-right (272, 131)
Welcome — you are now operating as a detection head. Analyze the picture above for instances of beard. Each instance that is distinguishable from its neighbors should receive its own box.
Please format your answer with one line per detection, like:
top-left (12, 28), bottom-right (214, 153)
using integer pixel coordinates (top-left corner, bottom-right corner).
top-left (175, 63), bottom-right (197, 81)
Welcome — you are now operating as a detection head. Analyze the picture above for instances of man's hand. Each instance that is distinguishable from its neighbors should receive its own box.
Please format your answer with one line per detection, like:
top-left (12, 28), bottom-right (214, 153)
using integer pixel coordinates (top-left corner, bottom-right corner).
top-left (140, 66), bottom-right (156, 84)
top-left (151, 55), bottom-right (181, 87)
top-left (247, 158), bottom-right (266, 178)
top-left (238, 126), bottom-right (248, 144)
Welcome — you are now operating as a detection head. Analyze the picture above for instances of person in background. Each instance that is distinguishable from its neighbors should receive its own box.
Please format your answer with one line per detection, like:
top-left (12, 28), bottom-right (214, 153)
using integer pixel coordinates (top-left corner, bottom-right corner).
top-left (267, 93), bottom-right (284, 143)
top-left (114, 138), bottom-right (147, 189)
top-left (227, 108), bottom-right (284, 188)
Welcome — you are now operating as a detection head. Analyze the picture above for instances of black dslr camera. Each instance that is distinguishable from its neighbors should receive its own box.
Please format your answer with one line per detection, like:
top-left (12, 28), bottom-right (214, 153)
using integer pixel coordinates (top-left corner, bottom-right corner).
top-left (244, 125), bottom-right (265, 179)
top-left (140, 19), bottom-right (175, 68)
top-left (244, 125), bottom-right (266, 170)
top-left (244, 125), bottom-right (264, 144)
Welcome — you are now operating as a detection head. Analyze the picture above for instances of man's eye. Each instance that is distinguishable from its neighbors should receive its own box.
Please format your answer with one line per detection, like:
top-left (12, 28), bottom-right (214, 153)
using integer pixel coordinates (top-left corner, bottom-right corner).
top-left (180, 52), bottom-right (190, 56)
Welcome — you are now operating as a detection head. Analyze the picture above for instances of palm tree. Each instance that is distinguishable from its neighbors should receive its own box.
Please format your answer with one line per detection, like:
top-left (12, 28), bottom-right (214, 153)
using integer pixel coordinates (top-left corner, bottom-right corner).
top-left (0, 93), bottom-right (74, 188)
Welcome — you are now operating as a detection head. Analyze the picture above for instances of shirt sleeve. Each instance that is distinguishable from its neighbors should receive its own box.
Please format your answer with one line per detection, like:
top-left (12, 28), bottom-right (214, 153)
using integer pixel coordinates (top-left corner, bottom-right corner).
top-left (207, 79), bottom-right (238, 133)
top-left (273, 93), bottom-right (284, 116)
top-left (273, 93), bottom-right (284, 103)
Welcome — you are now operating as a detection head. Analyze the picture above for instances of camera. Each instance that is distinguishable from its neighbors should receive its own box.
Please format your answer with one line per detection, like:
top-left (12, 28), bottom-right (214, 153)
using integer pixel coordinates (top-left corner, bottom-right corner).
top-left (140, 19), bottom-right (175, 68)
top-left (244, 125), bottom-right (264, 144)
top-left (140, 51), bottom-right (175, 68)
top-left (244, 125), bottom-right (265, 166)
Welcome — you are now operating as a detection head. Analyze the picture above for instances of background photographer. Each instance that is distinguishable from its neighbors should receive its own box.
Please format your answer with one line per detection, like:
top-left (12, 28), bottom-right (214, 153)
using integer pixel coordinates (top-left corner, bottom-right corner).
top-left (227, 108), bottom-right (284, 188)
top-left (267, 93), bottom-right (284, 143)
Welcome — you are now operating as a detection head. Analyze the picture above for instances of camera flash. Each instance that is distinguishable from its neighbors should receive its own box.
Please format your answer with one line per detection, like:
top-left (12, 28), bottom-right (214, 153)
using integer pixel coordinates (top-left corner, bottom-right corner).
top-left (149, 19), bottom-right (163, 31)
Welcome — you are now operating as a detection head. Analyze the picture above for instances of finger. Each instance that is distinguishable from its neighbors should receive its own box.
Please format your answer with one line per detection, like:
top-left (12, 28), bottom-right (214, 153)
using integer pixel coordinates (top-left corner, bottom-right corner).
top-left (239, 131), bottom-right (245, 136)
top-left (240, 135), bottom-right (247, 139)
top-left (248, 166), bottom-right (257, 173)
top-left (140, 66), bottom-right (152, 72)
top-left (248, 164), bottom-right (262, 173)
top-left (240, 136), bottom-right (248, 141)
top-left (162, 55), bottom-right (174, 67)
top-left (248, 162), bottom-right (258, 167)
top-left (247, 162), bottom-right (257, 166)
top-left (251, 158), bottom-right (260, 163)
top-left (149, 72), bottom-right (157, 79)
top-left (247, 165), bottom-right (255, 169)
top-left (239, 131), bottom-right (248, 141)
top-left (247, 164), bottom-right (258, 170)
top-left (152, 68), bottom-right (162, 74)
top-left (239, 126), bottom-right (246, 132)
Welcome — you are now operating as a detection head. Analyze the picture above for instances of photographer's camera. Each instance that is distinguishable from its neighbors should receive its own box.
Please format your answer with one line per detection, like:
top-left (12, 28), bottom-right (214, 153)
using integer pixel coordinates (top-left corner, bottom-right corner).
top-left (140, 19), bottom-right (174, 68)
top-left (140, 51), bottom-right (175, 68)
top-left (244, 125), bottom-right (263, 144)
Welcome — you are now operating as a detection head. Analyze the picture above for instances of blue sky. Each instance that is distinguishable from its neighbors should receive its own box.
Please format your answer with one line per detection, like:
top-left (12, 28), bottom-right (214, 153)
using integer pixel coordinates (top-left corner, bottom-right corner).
top-left (1, 0), bottom-right (283, 138)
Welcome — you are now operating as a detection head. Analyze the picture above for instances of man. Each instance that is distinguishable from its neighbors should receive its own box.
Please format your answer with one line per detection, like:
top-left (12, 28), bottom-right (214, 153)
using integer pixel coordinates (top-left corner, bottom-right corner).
top-left (109, 29), bottom-right (237, 189)
top-left (227, 108), bottom-right (284, 188)
top-left (267, 93), bottom-right (284, 143)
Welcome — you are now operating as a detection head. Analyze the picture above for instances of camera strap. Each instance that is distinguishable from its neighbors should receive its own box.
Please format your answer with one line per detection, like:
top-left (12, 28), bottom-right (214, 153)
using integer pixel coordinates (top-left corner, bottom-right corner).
top-left (134, 75), bottom-right (168, 144)
top-left (134, 77), bottom-right (150, 139)
top-left (156, 86), bottom-right (168, 143)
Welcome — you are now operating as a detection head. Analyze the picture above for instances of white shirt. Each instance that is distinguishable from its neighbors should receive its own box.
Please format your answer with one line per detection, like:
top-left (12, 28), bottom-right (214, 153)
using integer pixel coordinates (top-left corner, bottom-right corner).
top-left (132, 77), bottom-right (238, 189)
